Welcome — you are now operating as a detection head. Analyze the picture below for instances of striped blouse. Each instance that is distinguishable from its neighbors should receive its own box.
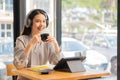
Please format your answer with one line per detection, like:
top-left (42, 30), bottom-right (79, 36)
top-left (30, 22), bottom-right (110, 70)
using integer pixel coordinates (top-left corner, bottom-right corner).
top-left (13, 35), bottom-right (60, 80)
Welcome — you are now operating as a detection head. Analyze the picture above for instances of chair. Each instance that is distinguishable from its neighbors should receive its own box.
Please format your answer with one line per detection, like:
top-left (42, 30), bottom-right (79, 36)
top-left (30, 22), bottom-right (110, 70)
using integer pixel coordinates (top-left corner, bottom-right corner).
top-left (6, 64), bottom-right (18, 80)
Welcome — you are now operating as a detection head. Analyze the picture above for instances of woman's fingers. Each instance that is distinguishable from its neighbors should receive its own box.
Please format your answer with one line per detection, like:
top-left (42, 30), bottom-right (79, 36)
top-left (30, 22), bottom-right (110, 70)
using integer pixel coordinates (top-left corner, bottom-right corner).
top-left (31, 35), bottom-right (41, 45)
top-left (46, 36), bottom-right (55, 42)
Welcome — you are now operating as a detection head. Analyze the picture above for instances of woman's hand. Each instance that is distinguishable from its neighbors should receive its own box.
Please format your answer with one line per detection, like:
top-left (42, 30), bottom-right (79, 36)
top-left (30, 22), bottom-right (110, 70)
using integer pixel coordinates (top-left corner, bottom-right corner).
top-left (30, 34), bottom-right (41, 46)
top-left (46, 36), bottom-right (56, 43)
top-left (46, 36), bottom-right (60, 54)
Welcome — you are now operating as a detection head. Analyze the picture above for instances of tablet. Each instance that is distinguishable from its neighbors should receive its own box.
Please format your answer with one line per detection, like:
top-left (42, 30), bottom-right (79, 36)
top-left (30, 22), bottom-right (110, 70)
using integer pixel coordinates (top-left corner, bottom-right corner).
top-left (53, 57), bottom-right (86, 72)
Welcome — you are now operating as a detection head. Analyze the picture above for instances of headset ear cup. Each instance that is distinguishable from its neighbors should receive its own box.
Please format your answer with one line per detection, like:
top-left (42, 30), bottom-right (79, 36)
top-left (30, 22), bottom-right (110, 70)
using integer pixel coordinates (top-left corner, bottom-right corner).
top-left (26, 19), bottom-right (31, 28)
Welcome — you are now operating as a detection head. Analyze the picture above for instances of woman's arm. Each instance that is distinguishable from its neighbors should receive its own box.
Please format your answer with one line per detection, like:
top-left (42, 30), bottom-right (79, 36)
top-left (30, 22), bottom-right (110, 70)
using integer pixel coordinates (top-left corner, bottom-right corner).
top-left (14, 37), bottom-right (28, 69)
top-left (14, 35), bottom-right (41, 69)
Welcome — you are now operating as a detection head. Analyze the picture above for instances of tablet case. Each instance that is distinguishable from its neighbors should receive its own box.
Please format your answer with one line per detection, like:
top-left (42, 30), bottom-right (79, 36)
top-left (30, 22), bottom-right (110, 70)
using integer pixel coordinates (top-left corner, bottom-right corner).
top-left (53, 57), bottom-right (86, 72)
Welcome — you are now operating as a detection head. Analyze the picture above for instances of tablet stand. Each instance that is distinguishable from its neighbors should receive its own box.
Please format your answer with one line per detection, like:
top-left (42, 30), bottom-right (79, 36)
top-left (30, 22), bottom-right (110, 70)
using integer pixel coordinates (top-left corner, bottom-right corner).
top-left (67, 60), bottom-right (86, 72)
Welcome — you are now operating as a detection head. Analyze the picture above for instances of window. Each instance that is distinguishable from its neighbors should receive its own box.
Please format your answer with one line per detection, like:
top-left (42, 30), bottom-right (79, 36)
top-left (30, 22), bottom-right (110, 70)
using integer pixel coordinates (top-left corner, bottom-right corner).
top-left (0, 24), bottom-right (13, 38)
top-left (1, 32), bottom-right (5, 37)
top-left (5, 0), bottom-right (13, 11)
top-left (62, 0), bottom-right (117, 79)
top-left (7, 24), bottom-right (11, 29)
top-left (0, 0), bottom-right (3, 10)
top-left (0, 0), bottom-right (13, 12)
top-left (1, 24), bottom-right (5, 29)
top-left (7, 32), bottom-right (11, 37)
top-left (0, 0), bottom-right (13, 80)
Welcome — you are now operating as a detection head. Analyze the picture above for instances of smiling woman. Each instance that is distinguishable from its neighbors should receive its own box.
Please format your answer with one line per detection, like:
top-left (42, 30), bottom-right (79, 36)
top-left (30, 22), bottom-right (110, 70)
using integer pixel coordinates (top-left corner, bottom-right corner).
top-left (13, 9), bottom-right (61, 80)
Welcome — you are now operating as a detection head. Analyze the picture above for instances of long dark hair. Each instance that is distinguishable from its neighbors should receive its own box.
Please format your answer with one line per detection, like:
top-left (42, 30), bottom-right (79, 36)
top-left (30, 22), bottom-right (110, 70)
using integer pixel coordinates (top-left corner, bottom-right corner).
top-left (21, 9), bottom-right (49, 35)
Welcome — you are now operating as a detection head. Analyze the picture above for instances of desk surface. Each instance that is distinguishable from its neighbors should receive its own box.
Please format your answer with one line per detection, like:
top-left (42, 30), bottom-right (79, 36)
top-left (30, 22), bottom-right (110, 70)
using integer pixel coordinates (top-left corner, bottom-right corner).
top-left (14, 68), bottom-right (110, 80)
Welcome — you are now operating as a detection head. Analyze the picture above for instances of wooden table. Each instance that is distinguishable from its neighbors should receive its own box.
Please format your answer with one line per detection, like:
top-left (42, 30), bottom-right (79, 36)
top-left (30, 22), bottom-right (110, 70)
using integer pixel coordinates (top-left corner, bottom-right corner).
top-left (14, 68), bottom-right (110, 80)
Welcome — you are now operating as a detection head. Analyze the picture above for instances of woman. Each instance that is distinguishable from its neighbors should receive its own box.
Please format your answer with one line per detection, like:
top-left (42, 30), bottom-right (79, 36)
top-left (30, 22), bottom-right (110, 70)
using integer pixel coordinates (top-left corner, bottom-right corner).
top-left (14, 9), bottom-right (60, 80)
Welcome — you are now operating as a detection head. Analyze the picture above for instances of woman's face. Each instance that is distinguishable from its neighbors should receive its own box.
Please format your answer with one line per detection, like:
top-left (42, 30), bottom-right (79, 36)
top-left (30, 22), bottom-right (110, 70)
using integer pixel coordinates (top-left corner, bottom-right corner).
top-left (32, 13), bottom-right (46, 35)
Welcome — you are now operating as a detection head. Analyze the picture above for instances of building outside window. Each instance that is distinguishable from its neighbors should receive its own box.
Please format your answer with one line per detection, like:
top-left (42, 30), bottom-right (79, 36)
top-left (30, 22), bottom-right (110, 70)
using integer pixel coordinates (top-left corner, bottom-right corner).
top-left (0, 0), bottom-right (13, 80)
